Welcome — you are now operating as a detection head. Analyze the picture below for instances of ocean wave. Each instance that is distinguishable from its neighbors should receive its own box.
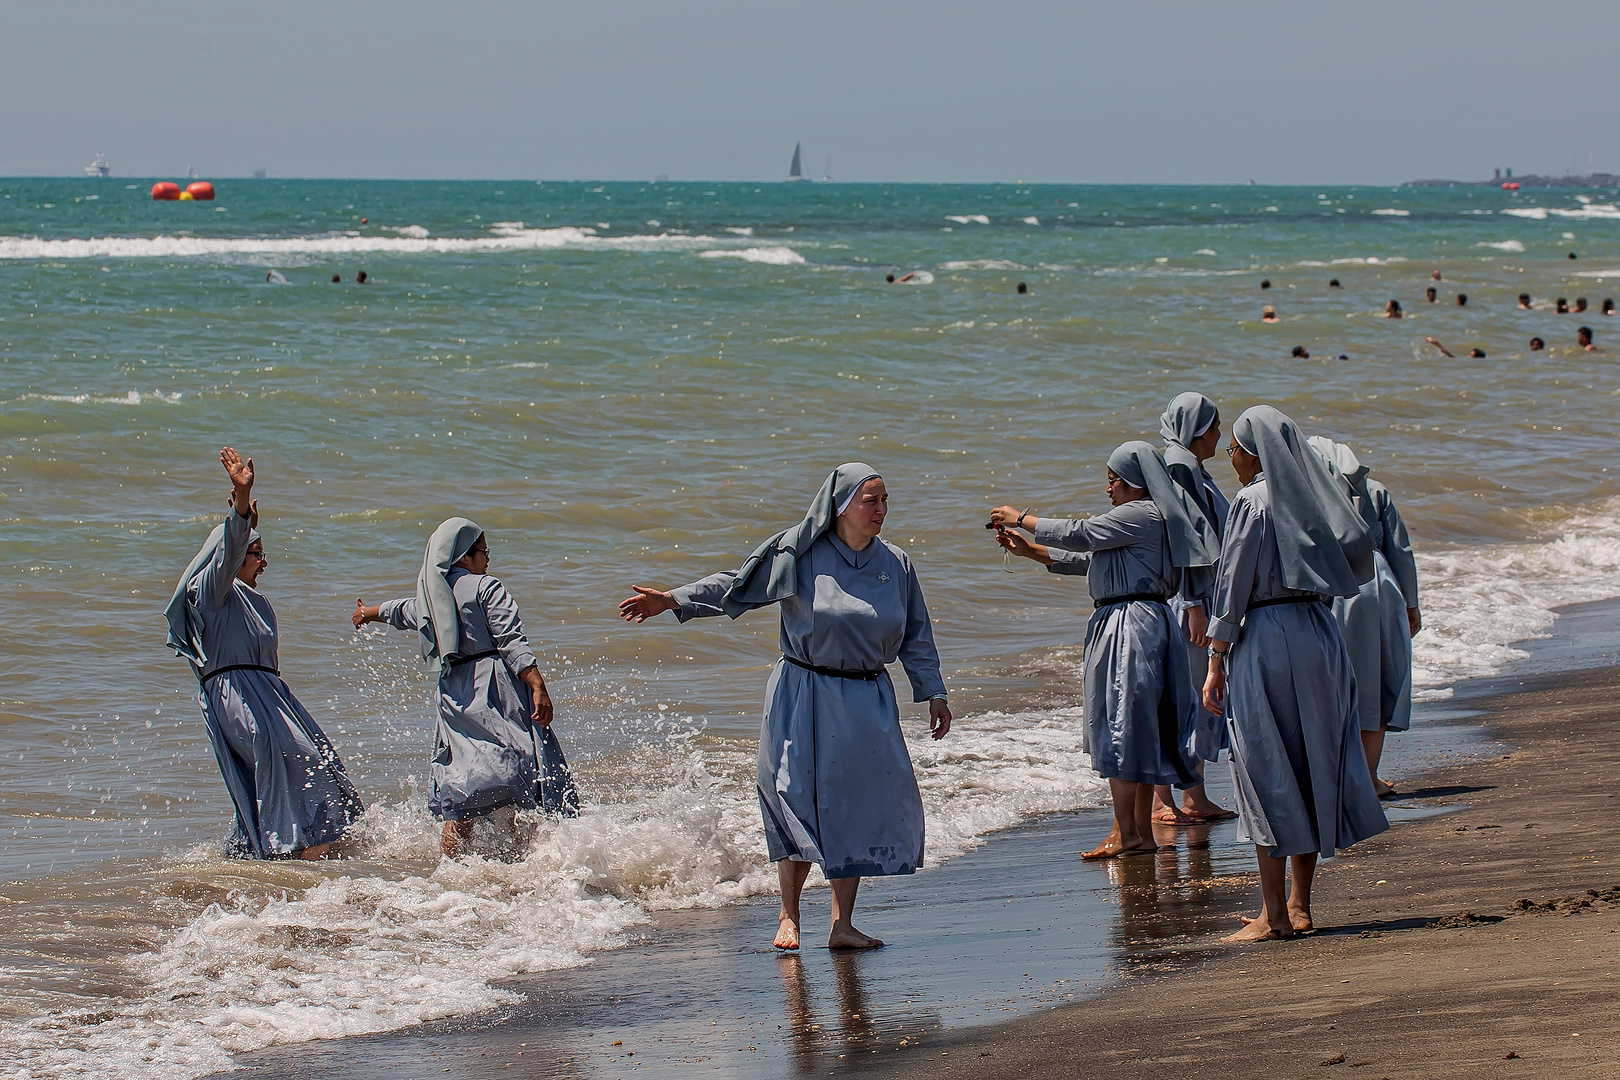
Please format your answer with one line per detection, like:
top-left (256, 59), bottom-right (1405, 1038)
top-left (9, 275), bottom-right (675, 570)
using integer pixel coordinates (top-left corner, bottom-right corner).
top-left (1412, 497), bottom-right (1620, 698)
top-left (939, 259), bottom-right (1027, 271)
top-left (1476, 240), bottom-right (1525, 252)
top-left (1502, 204), bottom-right (1620, 221)
top-left (697, 246), bottom-right (805, 265)
top-left (944, 214), bottom-right (990, 225)
top-left (0, 705), bottom-right (1103, 1079)
top-left (1371, 208), bottom-right (1411, 217)
top-left (17, 390), bottom-right (182, 406)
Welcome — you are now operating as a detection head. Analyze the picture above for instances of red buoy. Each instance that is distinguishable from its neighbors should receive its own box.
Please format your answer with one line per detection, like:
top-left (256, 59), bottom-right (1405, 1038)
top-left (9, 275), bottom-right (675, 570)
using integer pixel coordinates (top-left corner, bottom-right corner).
top-left (1502, 182), bottom-right (1520, 190)
top-left (185, 181), bottom-right (215, 200)
top-left (151, 182), bottom-right (181, 201)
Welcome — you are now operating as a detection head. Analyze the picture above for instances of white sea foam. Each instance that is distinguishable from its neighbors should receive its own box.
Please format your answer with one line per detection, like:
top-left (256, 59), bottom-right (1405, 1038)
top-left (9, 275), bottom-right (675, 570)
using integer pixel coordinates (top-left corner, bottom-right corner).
top-left (0, 707), bottom-right (1105, 1080)
top-left (1193, 248), bottom-right (1218, 256)
top-left (944, 214), bottom-right (990, 225)
top-left (1411, 497), bottom-right (1620, 698)
top-left (380, 224), bottom-right (430, 239)
top-left (1503, 204), bottom-right (1620, 221)
top-left (1572, 267), bottom-right (1620, 278)
top-left (17, 390), bottom-right (182, 406)
top-left (1021, 216), bottom-right (1040, 225)
top-left (1371, 208), bottom-right (1411, 217)
top-left (1476, 240), bottom-right (1525, 252)
top-left (723, 226), bottom-right (754, 236)
top-left (697, 246), bottom-right (805, 265)
top-left (940, 259), bottom-right (1026, 271)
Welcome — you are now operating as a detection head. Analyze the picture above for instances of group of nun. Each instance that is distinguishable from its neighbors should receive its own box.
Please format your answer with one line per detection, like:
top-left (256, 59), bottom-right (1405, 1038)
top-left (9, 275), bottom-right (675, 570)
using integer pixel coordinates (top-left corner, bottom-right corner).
top-left (167, 409), bottom-right (1420, 949)
top-left (993, 394), bottom-right (1421, 940)
top-left (165, 448), bottom-right (576, 862)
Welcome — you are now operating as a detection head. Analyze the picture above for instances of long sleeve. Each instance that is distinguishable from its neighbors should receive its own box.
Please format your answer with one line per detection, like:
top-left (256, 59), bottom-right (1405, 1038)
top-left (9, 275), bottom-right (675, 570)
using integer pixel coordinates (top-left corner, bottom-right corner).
top-left (896, 561), bottom-right (946, 702)
top-left (1033, 506), bottom-right (1153, 554)
top-left (669, 569), bottom-right (745, 622)
top-left (1045, 549), bottom-right (1091, 576)
top-left (479, 578), bottom-right (538, 673)
top-left (1207, 494), bottom-right (1264, 644)
top-left (1373, 484), bottom-right (1419, 608)
top-left (378, 596), bottom-right (420, 631)
top-left (194, 510), bottom-right (253, 611)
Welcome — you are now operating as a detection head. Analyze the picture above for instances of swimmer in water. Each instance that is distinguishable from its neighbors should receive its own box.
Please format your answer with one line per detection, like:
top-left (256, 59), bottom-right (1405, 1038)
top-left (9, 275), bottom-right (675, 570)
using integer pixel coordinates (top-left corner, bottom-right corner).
top-left (894, 271), bottom-right (919, 283)
top-left (1529, 337), bottom-right (1545, 352)
top-left (1424, 337), bottom-right (1454, 358)
top-left (1261, 305), bottom-right (1279, 323)
top-left (1328, 278), bottom-right (1342, 288)
top-left (1431, 270), bottom-right (1442, 281)
top-left (1425, 287), bottom-right (1437, 303)
top-left (885, 274), bottom-right (896, 284)
top-left (331, 274), bottom-right (341, 283)
top-left (1468, 348), bottom-right (1486, 358)
top-left (1260, 279), bottom-right (1272, 290)
top-left (1569, 252), bottom-right (1578, 260)
top-left (1017, 282), bottom-right (1028, 294)
top-left (1456, 293), bottom-right (1468, 307)
top-left (1290, 345), bottom-right (1309, 358)
top-left (1555, 297), bottom-right (1569, 314)
top-left (1518, 293), bottom-right (1533, 310)
top-left (356, 270), bottom-right (368, 284)
top-left (1603, 298), bottom-right (1615, 316)
top-left (1572, 297), bottom-right (1587, 313)
top-left (1577, 326), bottom-right (1597, 351)
top-left (1383, 300), bottom-right (1402, 319)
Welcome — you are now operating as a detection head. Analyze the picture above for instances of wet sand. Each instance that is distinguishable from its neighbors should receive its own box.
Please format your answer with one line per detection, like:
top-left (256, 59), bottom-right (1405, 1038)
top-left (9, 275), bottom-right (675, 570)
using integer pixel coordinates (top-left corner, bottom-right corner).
top-left (220, 604), bottom-right (1620, 1080)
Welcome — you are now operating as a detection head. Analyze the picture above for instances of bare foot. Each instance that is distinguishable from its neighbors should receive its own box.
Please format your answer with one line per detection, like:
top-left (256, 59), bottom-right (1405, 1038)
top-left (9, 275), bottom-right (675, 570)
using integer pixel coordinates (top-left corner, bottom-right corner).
top-left (1151, 805), bottom-right (1202, 825)
top-left (1082, 837), bottom-right (1161, 860)
top-left (1239, 910), bottom-right (1313, 932)
top-left (827, 923), bottom-right (884, 949)
top-left (1182, 800), bottom-right (1239, 821)
top-left (1222, 917), bottom-right (1295, 943)
top-left (1373, 778), bottom-right (1397, 798)
top-left (296, 842), bottom-right (334, 861)
top-left (774, 917), bottom-right (800, 951)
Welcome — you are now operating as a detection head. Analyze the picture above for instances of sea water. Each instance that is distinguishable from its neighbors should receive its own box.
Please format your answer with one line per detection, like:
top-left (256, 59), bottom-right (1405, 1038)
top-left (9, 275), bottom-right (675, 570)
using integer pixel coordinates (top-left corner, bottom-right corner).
top-left (2, 178), bottom-right (1619, 1078)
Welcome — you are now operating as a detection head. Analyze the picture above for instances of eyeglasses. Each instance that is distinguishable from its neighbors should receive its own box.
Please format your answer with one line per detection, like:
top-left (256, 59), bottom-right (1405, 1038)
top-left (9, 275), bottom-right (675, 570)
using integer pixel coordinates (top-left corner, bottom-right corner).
top-left (245, 549), bottom-right (266, 560)
top-left (470, 547), bottom-right (490, 556)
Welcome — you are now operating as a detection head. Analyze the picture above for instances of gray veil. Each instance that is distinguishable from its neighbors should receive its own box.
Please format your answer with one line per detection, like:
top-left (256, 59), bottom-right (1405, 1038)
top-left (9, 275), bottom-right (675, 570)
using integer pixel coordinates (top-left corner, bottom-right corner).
top-left (163, 518), bottom-right (261, 667)
top-left (416, 517), bottom-right (484, 664)
top-left (1159, 391), bottom-right (1218, 473)
top-left (1106, 440), bottom-right (1218, 596)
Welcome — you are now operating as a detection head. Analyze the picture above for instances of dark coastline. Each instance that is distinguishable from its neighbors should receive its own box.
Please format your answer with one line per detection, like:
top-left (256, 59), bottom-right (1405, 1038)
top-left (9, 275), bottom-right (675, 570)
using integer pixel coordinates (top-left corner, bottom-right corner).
top-left (219, 599), bottom-right (1620, 1080)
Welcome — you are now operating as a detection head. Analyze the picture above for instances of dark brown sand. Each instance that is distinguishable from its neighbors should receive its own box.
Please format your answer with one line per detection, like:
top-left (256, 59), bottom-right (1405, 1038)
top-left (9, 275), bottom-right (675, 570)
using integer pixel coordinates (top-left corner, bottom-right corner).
top-left (856, 665), bottom-right (1620, 1080)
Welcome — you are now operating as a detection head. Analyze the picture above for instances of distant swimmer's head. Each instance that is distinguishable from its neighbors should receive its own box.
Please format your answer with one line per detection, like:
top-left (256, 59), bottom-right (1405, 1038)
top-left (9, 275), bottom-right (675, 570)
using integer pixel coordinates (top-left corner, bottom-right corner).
top-left (1569, 251), bottom-right (1579, 259)
top-left (1016, 282), bottom-right (1028, 294)
top-left (1384, 300), bottom-right (1402, 318)
top-left (1578, 326), bottom-right (1595, 350)
top-left (1328, 278), bottom-right (1342, 288)
top-left (1425, 287), bottom-right (1437, 303)
top-left (1431, 270), bottom-right (1442, 281)
top-left (1261, 305), bottom-right (1278, 322)
top-left (1468, 348), bottom-right (1486, 358)
top-left (1260, 278), bottom-right (1272, 290)
top-left (331, 273), bottom-right (341, 283)
top-left (1555, 297), bottom-right (1569, 314)
top-left (1518, 293), bottom-right (1532, 309)
top-left (1290, 345), bottom-right (1309, 359)
top-left (1573, 297), bottom-right (1587, 312)
top-left (885, 274), bottom-right (895, 283)
top-left (1456, 293), bottom-right (1468, 307)
top-left (1603, 298), bottom-right (1615, 315)
top-left (1529, 336), bottom-right (1545, 352)
top-left (356, 270), bottom-right (368, 284)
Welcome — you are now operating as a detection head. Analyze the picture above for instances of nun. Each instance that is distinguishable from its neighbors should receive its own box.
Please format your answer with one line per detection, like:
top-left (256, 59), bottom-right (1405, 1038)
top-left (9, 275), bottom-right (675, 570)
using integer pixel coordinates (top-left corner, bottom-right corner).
top-left (991, 441), bottom-right (1215, 859)
top-left (1156, 392), bottom-right (1236, 824)
top-left (1203, 407), bottom-right (1388, 942)
top-left (163, 448), bottom-right (364, 859)
top-left (616, 464), bottom-right (950, 951)
top-left (352, 518), bottom-right (578, 856)
top-left (1307, 436), bottom-right (1422, 797)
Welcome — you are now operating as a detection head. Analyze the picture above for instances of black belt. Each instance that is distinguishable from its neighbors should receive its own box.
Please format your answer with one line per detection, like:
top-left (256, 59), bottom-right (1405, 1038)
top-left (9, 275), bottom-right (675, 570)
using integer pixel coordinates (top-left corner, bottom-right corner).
top-left (1248, 594), bottom-right (1327, 611)
top-left (1093, 593), bottom-right (1169, 609)
top-left (445, 649), bottom-right (502, 669)
top-left (783, 655), bottom-right (883, 681)
top-left (200, 663), bottom-right (279, 682)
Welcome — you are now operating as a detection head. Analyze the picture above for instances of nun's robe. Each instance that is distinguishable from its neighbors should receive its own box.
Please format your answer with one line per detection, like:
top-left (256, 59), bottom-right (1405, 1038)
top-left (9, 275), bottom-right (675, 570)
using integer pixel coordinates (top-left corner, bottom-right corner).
top-left (185, 511), bottom-right (363, 857)
top-left (380, 569), bottom-right (578, 821)
top-left (1166, 460), bottom-right (1232, 761)
top-left (1207, 478), bottom-right (1388, 858)
top-left (1331, 479), bottom-right (1418, 733)
top-left (1035, 501), bottom-right (1202, 787)
top-left (670, 533), bottom-right (943, 878)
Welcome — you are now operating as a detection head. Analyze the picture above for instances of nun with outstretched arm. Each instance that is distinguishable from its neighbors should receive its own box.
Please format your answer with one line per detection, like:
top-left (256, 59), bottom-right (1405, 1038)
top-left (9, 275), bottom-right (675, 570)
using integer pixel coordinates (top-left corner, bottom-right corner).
top-left (352, 518), bottom-right (578, 857)
top-left (1155, 391), bottom-right (1237, 824)
top-left (163, 448), bottom-right (364, 859)
top-left (1307, 436), bottom-right (1422, 798)
top-left (617, 464), bottom-right (951, 951)
top-left (1203, 406), bottom-right (1388, 943)
top-left (991, 441), bottom-right (1215, 860)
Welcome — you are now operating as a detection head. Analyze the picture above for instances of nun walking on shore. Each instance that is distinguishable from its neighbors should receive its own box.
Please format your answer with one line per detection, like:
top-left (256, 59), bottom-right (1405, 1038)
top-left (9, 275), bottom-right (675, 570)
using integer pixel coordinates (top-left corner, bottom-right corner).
top-left (352, 518), bottom-right (578, 856)
top-left (164, 448), bottom-right (364, 859)
top-left (991, 441), bottom-right (1215, 859)
top-left (617, 464), bottom-right (951, 951)
top-left (1307, 436), bottom-right (1422, 798)
top-left (1156, 392), bottom-right (1236, 823)
top-left (1203, 407), bottom-right (1388, 942)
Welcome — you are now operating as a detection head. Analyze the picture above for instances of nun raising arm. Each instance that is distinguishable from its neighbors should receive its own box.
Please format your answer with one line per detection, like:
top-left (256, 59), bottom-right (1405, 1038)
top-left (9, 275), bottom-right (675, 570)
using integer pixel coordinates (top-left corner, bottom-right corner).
top-left (1204, 407), bottom-right (1387, 943)
top-left (163, 448), bottom-right (364, 859)
top-left (990, 441), bottom-right (1214, 860)
top-left (353, 519), bottom-right (577, 857)
top-left (618, 465), bottom-right (950, 952)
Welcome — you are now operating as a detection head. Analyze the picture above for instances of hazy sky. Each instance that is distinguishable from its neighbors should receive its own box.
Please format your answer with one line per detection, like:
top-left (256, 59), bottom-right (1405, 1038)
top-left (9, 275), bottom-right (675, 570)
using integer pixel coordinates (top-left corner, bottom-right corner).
top-left (4, 1), bottom-right (1614, 184)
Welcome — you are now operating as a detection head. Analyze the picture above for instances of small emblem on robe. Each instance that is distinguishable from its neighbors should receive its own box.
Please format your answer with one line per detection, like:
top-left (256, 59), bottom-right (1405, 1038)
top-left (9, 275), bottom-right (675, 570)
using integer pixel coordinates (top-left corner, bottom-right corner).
top-left (877, 572), bottom-right (889, 583)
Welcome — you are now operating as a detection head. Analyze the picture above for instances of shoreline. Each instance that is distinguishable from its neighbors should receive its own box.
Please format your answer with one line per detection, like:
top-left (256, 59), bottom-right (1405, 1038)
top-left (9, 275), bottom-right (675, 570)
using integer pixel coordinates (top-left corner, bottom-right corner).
top-left (218, 601), bottom-right (1620, 1079)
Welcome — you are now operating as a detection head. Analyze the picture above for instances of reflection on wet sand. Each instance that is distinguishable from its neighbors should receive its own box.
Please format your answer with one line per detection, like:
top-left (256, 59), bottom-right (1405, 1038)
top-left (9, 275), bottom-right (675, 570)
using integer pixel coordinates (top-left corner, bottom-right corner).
top-left (776, 951), bottom-right (945, 1072)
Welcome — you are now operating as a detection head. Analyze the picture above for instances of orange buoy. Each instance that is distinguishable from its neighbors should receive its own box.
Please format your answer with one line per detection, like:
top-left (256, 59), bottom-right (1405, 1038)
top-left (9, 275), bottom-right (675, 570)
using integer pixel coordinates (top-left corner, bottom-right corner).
top-left (186, 181), bottom-right (215, 200)
top-left (151, 182), bottom-right (181, 201)
top-left (1501, 182), bottom-right (1520, 190)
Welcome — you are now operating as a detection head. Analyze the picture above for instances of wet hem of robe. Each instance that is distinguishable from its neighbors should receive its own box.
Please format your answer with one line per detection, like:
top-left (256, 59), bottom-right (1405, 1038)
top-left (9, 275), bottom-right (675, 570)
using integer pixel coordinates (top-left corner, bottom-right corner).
top-left (432, 789), bottom-right (538, 822)
top-left (824, 861), bottom-right (919, 879)
top-left (223, 819), bottom-right (359, 860)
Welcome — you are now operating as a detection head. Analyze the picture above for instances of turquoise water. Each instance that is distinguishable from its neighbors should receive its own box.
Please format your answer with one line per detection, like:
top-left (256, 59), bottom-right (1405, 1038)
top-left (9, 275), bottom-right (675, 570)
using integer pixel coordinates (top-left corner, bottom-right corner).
top-left (3, 178), bottom-right (1620, 1077)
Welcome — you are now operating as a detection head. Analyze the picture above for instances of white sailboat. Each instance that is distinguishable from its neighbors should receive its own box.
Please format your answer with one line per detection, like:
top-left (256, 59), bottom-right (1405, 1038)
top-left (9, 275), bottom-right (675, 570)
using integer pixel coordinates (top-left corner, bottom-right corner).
top-left (84, 153), bottom-right (110, 178)
top-left (785, 143), bottom-right (807, 182)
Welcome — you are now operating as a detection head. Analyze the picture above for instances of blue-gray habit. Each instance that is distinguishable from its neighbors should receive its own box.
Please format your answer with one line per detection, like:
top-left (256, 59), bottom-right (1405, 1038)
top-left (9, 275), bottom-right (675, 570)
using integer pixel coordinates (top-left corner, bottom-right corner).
top-left (1308, 437), bottom-right (1419, 733)
top-left (1036, 500), bottom-right (1203, 787)
top-left (670, 525), bottom-right (945, 879)
top-left (1162, 393), bottom-right (1233, 761)
top-left (1207, 476), bottom-right (1388, 858)
top-left (379, 570), bottom-right (579, 821)
top-left (164, 510), bottom-right (364, 858)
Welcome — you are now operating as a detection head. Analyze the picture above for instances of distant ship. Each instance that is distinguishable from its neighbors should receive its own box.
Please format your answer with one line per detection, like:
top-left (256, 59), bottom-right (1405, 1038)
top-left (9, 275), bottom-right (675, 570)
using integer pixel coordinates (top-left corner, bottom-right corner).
top-left (84, 154), bottom-right (110, 178)
top-left (785, 142), bottom-right (807, 182)
top-left (821, 155), bottom-right (833, 183)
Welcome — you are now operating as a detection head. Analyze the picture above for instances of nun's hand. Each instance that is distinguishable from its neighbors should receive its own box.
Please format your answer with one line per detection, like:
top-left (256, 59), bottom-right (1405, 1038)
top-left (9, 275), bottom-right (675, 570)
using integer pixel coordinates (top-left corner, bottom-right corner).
top-left (988, 505), bottom-right (1027, 530)
top-left (995, 527), bottom-right (1052, 565)
top-left (929, 698), bottom-right (952, 740)
top-left (521, 666), bottom-right (554, 726)
top-left (352, 598), bottom-right (382, 629)
top-left (619, 585), bottom-right (678, 623)
top-left (1185, 605), bottom-right (1210, 647)
top-left (1202, 659), bottom-right (1226, 716)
